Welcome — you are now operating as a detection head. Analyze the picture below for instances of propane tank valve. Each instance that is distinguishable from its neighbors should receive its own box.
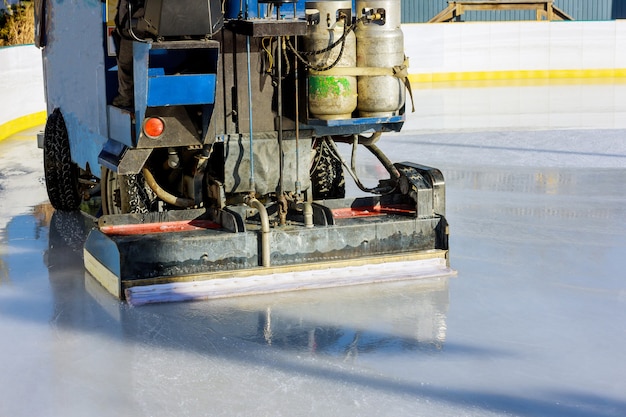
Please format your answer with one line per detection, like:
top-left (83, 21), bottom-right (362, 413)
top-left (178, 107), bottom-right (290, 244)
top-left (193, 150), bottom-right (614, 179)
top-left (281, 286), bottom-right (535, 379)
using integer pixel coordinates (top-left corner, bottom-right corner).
top-left (306, 9), bottom-right (320, 25)
top-left (362, 7), bottom-right (385, 23)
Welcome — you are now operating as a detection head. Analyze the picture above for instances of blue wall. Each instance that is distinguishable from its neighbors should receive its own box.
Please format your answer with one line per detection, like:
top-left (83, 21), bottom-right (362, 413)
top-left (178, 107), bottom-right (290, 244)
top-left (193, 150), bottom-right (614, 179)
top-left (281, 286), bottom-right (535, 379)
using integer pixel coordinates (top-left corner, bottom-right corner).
top-left (402, 0), bottom-right (626, 23)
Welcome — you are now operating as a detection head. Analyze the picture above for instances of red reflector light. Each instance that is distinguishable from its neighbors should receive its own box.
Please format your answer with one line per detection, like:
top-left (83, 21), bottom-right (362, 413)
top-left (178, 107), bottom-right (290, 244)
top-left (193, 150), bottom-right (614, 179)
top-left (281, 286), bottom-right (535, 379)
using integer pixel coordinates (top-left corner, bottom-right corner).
top-left (144, 117), bottom-right (164, 138)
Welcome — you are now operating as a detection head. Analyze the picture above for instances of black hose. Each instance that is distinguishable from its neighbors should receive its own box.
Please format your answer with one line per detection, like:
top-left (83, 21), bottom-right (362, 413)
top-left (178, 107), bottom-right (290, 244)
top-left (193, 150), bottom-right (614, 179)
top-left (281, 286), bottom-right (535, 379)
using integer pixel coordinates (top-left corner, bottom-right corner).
top-left (287, 17), bottom-right (359, 71)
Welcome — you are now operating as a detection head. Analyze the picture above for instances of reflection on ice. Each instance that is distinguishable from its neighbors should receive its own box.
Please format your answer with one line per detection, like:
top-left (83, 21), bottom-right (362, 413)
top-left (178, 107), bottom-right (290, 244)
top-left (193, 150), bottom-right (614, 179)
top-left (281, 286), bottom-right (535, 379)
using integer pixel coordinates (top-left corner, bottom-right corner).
top-left (223, 280), bottom-right (449, 357)
top-left (2, 123), bottom-right (625, 416)
top-left (44, 210), bottom-right (450, 360)
top-left (97, 270), bottom-right (450, 360)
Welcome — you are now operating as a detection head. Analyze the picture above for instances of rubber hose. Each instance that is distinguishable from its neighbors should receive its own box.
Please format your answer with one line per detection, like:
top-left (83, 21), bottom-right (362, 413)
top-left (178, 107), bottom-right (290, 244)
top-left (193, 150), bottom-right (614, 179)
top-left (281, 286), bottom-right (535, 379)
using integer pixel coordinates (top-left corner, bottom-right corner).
top-left (142, 167), bottom-right (195, 208)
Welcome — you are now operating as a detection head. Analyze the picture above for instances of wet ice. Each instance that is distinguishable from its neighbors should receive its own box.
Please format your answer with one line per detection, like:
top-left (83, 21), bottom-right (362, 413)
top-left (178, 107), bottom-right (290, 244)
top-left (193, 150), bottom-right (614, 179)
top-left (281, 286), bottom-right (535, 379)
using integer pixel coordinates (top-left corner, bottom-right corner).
top-left (1, 83), bottom-right (626, 416)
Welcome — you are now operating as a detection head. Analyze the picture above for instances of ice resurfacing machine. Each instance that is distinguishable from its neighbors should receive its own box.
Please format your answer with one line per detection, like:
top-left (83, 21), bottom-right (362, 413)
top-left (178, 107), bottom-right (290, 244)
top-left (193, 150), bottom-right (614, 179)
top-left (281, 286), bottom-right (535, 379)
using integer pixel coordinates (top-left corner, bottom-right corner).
top-left (37, 0), bottom-right (452, 303)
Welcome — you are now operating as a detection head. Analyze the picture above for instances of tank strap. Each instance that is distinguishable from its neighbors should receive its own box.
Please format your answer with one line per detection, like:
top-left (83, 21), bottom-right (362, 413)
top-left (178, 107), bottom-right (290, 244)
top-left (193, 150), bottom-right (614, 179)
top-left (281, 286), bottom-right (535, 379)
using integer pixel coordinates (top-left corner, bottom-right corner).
top-left (309, 57), bottom-right (415, 113)
top-left (309, 67), bottom-right (392, 76)
top-left (392, 58), bottom-right (415, 113)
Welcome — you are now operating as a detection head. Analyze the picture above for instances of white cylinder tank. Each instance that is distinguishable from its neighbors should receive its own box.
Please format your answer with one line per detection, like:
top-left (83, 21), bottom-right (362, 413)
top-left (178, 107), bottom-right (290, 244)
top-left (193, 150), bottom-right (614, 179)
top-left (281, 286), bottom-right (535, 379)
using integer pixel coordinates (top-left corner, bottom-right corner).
top-left (355, 0), bottom-right (405, 117)
top-left (304, 0), bottom-right (357, 120)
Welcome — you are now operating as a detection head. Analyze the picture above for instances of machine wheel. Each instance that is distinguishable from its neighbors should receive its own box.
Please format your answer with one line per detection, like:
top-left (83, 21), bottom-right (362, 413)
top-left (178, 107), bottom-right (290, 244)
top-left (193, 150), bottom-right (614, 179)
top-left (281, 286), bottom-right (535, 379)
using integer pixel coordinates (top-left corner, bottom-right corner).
top-left (101, 167), bottom-right (155, 215)
top-left (43, 108), bottom-right (82, 211)
top-left (311, 137), bottom-right (345, 200)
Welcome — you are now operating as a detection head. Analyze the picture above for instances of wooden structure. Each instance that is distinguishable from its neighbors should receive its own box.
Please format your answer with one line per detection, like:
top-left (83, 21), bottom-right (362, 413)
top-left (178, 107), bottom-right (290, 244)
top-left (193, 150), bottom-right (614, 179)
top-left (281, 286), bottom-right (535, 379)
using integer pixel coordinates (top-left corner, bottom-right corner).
top-left (429, 0), bottom-right (573, 22)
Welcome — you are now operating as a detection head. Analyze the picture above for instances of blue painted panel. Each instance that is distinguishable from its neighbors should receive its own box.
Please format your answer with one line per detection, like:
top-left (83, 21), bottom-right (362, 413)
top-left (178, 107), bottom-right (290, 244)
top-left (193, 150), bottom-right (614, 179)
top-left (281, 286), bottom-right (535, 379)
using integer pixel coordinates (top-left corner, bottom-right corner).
top-left (557, 0), bottom-right (615, 20)
top-left (147, 74), bottom-right (217, 107)
top-left (133, 41), bottom-right (151, 140)
top-left (224, 0), bottom-right (334, 19)
top-left (308, 114), bottom-right (405, 127)
top-left (107, 105), bottom-right (133, 147)
top-left (43, 0), bottom-right (109, 174)
top-left (98, 138), bottom-right (127, 172)
top-left (84, 230), bottom-right (122, 281)
top-left (615, 0), bottom-right (626, 19)
top-left (148, 67), bottom-right (165, 76)
top-left (401, 0), bottom-right (619, 22)
top-left (401, 0), bottom-right (446, 22)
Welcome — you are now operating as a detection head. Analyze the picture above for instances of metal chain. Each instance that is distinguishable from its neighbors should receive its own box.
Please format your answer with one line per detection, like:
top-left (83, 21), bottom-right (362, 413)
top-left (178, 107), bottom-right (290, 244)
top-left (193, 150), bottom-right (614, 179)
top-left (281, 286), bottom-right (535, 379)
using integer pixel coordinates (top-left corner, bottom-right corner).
top-left (125, 173), bottom-right (152, 213)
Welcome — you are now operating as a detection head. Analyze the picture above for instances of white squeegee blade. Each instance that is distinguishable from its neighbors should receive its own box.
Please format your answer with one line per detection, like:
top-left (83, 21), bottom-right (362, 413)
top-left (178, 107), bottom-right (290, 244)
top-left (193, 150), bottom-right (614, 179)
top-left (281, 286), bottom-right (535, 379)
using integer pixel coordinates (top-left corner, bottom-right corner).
top-left (125, 257), bottom-right (456, 305)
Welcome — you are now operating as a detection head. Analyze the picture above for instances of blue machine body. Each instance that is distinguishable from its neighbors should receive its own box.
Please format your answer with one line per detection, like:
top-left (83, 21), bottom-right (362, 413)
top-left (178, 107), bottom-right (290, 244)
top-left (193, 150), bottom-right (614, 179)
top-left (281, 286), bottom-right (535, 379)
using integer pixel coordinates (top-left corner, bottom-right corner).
top-left (37, 0), bottom-right (450, 302)
top-left (40, 0), bottom-right (403, 177)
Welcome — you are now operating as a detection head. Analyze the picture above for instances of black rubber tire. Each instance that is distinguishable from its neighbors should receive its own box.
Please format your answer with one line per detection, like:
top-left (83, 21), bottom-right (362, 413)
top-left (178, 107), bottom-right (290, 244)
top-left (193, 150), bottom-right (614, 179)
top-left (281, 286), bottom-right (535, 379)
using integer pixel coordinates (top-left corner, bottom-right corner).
top-left (310, 137), bottom-right (345, 200)
top-left (43, 108), bottom-right (81, 211)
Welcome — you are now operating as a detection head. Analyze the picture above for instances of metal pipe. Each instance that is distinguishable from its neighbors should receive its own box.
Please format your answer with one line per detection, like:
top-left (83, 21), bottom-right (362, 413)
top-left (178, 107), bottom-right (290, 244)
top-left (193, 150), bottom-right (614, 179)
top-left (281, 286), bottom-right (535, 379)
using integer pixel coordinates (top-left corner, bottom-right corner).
top-left (246, 35), bottom-right (256, 191)
top-left (277, 34), bottom-right (284, 198)
top-left (294, 36), bottom-right (301, 194)
top-left (248, 198), bottom-right (271, 267)
top-left (303, 201), bottom-right (313, 228)
top-left (330, 131), bottom-right (382, 146)
top-left (276, 29), bottom-right (287, 225)
top-left (358, 131), bottom-right (381, 146)
top-left (231, 30), bottom-right (240, 132)
top-left (142, 167), bottom-right (195, 208)
top-left (220, 30), bottom-right (228, 134)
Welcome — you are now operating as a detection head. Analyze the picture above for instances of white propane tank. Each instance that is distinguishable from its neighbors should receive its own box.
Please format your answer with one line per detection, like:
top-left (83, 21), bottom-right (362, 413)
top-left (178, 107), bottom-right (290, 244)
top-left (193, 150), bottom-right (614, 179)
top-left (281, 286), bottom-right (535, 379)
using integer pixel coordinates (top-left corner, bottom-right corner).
top-left (304, 0), bottom-right (357, 120)
top-left (355, 0), bottom-right (405, 117)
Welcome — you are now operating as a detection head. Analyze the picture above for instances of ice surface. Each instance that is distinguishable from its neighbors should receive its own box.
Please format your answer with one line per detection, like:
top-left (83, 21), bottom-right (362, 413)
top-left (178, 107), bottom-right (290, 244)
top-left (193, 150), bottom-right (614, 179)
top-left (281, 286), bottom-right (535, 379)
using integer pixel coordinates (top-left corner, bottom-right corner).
top-left (1, 83), bottom-right (626, 416)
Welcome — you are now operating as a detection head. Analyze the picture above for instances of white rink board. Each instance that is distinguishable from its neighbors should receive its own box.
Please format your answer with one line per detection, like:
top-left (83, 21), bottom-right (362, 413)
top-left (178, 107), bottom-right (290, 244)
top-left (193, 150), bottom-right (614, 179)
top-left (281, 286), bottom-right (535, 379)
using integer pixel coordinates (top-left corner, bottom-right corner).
top-left (3, 21), bottom-right (626, 128)
top-left (403, 20), bottom-right (626, 76)
top-left (0, 45), bottom-right (45, 127)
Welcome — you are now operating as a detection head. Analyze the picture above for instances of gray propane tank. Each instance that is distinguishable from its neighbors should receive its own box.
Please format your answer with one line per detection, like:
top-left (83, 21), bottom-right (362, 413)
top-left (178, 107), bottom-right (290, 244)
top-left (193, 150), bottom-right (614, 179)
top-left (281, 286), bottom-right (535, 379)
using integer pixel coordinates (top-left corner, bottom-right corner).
top-left (355, 0), bottom-right (405, 117)
top-left (304, 0), bottom-right (357, 120)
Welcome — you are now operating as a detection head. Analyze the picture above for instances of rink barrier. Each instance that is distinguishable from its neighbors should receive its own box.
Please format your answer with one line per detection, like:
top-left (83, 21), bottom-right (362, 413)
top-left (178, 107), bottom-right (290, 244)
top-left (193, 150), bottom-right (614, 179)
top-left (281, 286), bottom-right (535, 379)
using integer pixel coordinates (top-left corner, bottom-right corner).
top-left (0, 44), bottom-right (46, 142)
top-left (0, 111), bottom-right (47, 142)
top-left (3, 20), bottom-right (626, 141)
top-left (408, 68), bottom-right (626, 85)
top-left (403, 20), bottom-right (626, 85)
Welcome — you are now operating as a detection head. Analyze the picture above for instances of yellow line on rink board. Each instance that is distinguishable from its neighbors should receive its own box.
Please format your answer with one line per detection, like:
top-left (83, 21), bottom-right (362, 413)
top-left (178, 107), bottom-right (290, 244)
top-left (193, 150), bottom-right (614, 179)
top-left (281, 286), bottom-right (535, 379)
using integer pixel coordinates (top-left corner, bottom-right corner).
top-left (0, 111), bottom-right (47, 142)
top-left (2, 68), bottom-right (626, 138)
top-left (409, 69), bottom-right (626, 88)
